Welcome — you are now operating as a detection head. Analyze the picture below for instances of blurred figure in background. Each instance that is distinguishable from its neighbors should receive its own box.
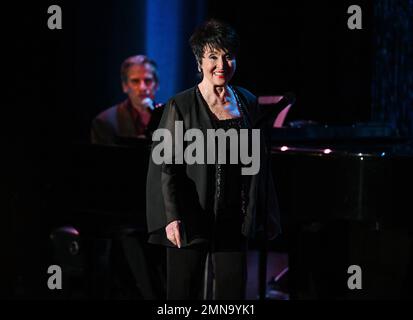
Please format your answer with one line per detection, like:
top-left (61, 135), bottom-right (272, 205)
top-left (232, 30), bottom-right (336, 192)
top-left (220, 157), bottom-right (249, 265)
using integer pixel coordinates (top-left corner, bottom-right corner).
top-left (91, 54), bottom-right (164, 144)
top-left (88, 55), bottom-right (166, 299)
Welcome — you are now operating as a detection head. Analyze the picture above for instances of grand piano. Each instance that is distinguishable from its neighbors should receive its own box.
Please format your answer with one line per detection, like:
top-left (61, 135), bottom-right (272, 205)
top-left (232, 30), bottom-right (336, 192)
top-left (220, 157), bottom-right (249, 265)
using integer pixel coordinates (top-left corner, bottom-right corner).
top-left (268, 123), bottom-right (413, 300)
top-left (45, 122), bottom-right (413, 299)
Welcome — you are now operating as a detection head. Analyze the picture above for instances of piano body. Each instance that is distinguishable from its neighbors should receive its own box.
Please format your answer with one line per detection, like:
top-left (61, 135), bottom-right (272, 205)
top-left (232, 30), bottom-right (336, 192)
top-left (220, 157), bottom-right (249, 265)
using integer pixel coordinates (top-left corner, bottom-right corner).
top-left (269, 124), bottom-right (413, 299)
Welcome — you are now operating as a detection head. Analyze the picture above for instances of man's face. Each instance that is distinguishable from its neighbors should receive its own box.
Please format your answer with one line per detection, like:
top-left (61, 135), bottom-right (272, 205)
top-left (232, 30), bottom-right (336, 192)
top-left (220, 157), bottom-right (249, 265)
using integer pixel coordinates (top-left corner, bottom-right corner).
top-left (122, 63), bottom-right (158, 106)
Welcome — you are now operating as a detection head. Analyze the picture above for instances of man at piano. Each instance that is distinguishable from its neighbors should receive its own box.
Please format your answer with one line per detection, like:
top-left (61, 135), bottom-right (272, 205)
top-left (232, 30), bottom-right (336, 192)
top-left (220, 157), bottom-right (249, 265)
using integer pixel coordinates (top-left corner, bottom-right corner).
top-left (91, 54), bottom-right (164, 144)
top-left (89, 54), bottom-right (166, 299)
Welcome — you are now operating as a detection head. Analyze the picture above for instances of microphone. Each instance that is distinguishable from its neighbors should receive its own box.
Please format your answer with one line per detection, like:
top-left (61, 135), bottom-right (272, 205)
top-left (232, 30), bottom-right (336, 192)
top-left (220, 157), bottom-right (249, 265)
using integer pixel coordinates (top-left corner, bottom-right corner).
top-left (141, 97), bottom-right (155, 111)
top-left (254, 92), bottom-right (296, 129)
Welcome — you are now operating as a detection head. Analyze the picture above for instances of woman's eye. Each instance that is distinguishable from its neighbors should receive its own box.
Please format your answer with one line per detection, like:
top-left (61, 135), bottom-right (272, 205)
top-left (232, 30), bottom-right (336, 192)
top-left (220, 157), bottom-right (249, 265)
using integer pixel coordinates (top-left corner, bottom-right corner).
top-left (209, 55), bottom-right (217, 60)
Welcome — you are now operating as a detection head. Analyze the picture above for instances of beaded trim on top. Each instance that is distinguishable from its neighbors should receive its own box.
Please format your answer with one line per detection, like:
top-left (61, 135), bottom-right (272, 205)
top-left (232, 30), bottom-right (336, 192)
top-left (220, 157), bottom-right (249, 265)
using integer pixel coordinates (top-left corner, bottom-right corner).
top-left (211, 86), bottom-right (249, 218)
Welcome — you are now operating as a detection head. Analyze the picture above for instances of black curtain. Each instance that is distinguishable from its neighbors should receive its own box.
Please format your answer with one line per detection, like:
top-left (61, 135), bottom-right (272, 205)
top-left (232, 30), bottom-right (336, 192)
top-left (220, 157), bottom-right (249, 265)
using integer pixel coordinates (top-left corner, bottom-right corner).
top-left (372, 0), bottom-right (413, 139)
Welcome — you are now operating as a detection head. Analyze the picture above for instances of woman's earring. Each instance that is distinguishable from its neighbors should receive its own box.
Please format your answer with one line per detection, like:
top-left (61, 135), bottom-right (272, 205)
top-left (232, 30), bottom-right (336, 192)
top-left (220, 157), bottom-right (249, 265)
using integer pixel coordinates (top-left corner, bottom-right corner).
top-left (197, 64), bottom-right (201, 73)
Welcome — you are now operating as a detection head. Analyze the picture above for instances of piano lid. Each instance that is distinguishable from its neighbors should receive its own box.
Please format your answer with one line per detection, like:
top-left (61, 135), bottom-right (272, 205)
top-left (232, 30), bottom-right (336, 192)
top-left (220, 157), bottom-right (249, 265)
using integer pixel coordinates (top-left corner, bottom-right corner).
top-left (269, 122), bottom-right (413, 158)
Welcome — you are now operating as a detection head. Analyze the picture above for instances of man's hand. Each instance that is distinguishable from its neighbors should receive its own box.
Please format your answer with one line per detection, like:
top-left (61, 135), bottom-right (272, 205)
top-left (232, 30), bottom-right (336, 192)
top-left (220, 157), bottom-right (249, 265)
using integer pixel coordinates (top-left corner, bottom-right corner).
top-left (165, 220), bottom-right (182, 248)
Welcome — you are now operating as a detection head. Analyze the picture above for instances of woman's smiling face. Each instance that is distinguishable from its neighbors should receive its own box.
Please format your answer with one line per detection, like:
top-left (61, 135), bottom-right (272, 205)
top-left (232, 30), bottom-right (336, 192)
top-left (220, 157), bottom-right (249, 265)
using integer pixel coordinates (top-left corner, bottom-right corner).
top-left (200, 46), bottom-right (236, 86)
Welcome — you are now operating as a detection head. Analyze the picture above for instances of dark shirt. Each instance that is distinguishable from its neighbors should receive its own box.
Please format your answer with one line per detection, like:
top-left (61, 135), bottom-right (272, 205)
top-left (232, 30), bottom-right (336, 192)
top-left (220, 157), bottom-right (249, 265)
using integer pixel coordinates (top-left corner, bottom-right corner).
top-left (149, 87), bottom-right (250, 250)
top-left (146, 85), bottom-right (281, 248)
top-left (91, 98), bottom-right (164, 145)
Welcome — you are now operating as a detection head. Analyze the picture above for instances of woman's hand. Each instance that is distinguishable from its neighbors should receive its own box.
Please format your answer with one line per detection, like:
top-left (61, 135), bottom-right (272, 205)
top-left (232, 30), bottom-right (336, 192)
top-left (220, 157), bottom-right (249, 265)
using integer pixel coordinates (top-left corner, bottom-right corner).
top-left (165, 220), bottom-right (182, 248)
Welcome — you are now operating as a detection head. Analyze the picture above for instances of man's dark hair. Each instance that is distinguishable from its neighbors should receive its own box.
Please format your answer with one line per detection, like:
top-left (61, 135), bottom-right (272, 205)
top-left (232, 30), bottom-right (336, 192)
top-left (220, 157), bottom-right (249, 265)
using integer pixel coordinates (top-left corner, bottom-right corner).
top-left (120, 55), bottom-right (159, 83)
top-left (189, 19), bottom-right (240, 66)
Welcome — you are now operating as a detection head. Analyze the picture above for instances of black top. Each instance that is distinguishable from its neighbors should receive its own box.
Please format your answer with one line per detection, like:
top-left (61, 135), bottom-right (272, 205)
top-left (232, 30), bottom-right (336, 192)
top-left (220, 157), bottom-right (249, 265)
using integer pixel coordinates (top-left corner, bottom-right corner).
top-left (149, 87), bottom-right (249, 247)
top-left (91, 98), bottom-right (165, 145)
top-left (146, 85), bottom-right (281, 248)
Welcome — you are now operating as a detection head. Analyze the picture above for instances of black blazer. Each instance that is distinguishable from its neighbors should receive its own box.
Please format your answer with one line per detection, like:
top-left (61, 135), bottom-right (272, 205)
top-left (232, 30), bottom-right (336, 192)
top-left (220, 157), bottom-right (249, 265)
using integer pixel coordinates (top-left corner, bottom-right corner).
top-left (91, 98), bottom-right (164, 144)
top-left (146, 86), bottom-right (281, 243)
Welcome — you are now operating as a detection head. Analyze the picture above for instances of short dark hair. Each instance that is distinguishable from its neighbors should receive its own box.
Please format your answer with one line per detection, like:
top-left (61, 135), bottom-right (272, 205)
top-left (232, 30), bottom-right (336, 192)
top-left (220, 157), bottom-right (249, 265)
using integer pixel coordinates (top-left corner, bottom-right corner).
top-left (189, 19), bottom-right (240, 66)
top-left (120, 55), bottom-right (159, 84)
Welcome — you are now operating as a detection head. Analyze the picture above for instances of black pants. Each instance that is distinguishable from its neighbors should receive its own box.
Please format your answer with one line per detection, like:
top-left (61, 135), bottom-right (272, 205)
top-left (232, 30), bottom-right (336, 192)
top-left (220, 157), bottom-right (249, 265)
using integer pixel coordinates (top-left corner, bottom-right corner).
top-left (166, 246), bottom-right (247, 300)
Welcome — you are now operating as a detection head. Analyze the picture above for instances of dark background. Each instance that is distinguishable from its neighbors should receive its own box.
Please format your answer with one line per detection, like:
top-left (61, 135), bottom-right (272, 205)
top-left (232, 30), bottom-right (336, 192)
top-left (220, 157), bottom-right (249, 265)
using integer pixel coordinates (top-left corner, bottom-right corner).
top-left (209, 0), bottom-right (373, 125)
top-left (3, 0), bottom-right (373, 297)
top-left (8, 0), bottom-right (373, 146)
top-left (8, 0), bottom-right (411, 299)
